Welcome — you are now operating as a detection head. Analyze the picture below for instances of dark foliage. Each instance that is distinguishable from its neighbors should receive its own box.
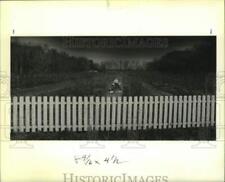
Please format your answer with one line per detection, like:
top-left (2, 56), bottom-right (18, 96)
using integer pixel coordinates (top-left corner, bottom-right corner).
top-left (11, 42), bottom-right (102, 75)
top-left (146, 43), bottom-right (216, 74)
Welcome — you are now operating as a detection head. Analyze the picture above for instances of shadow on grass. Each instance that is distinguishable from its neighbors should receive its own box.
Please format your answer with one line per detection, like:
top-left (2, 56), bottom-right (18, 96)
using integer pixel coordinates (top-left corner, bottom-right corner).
top-left (11, 127), bottom-right (216, 140)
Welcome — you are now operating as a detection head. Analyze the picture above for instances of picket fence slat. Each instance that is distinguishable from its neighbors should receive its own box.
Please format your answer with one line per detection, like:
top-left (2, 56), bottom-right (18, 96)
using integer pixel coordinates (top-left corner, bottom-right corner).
top-left (173, 96), bottom-right (178, 128)
top-left (19, 96), bottom-right (24, 132)
top-left (37, 96), bottom-right (42, 131)
top-left (25, 96), bottom-right (30, 132)
top-left (206, 95), bottom-right (210, 127)
top-left (178, 96), bottom-right (183, 128)
top-left (201, 95), bottom-right (206, 127)
top-left (182, 96), bottom-right (187, 128)
top-left (143, 96), bottom-right (148, 129)
top-left (128, 97), bottom-right (132, 130)
top-left (43, 96), bottom-right (48, 132)
top-left (11, 95), bottom-right (216, 132)
top-left (158, 96), bottom-right (163, 129)
top-left (116, 97), bottom-right (121, 130)
top-left (122, 97), bottom-right (127, 130)
top-left (187, 96), bottom-right (192, 128)
top-left (61, 97), bottom-right (65, 131)
top-left (168, 96), bottom-right (173, 128)
top-left (138, 96), bottom-right (143, 129)
top-left (66, 97), bottom-right (71, 130)
top-left (13, 97), bottom-right (18, 132)
top-left (31, 97), bottom-right (36, 132)
top-left (100, 97), bottom-right (105, 131)
top-left (95, 97), bottom-right (100, 130)
top-left (89, 97), bottom-right (94, 130)
top-left (78, 97), bottom-right (83, 131)
top-left (49, 97), bottom-right (54, 132)
top-left (192, 96), bottom-right (197, 127)
top-left (148, 96), bottom-right (153, 129)
top-left (111, 97), bottom-right (116, 131)
top-left (163, 96), bottom-right (168, 129)
top-left (55, 96), bottom-right (59, 131)
top-left (211, 95), bottom-right (215, 126)
top-left (133, 97), bottom-right (138, 130)
top-left (72, 97), bottom-right (77, 131)
top-left (84, 97), bottom-right (88, 131)
top-left (106, 97), bottom-right (111, 131)
top-left (197, 96), bottom-right (201, 127)
top-left (153, 96), bottom-right (158, 129)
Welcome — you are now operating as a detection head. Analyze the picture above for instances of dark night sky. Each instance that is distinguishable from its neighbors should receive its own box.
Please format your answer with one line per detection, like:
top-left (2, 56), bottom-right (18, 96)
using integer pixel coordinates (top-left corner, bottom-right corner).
top-left (12, 36), bottom-right (215, 64)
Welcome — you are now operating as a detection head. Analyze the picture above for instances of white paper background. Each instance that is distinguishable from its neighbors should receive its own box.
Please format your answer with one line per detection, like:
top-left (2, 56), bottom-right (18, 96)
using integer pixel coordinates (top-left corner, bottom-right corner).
top-left (0, 1), bottom-right (224, 182)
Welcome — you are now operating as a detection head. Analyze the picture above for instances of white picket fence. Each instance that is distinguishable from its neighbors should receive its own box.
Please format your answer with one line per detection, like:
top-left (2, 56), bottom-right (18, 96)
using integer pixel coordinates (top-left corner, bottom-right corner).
top-left (11, 95), bottom-right (216, 132)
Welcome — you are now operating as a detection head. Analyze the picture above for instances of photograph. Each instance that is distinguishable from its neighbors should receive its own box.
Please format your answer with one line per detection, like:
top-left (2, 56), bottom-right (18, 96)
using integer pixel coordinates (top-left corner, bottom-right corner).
top-left (10, 36), bottom-right (216, 140)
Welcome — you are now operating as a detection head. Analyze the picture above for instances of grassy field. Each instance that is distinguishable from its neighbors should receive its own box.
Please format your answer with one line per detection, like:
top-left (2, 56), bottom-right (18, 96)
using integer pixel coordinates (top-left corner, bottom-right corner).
top-left (126, 71), bottom-right (216, 95)
top-left (12, 70), bottom-right (214, 96)
top-left (12, 71), bottom-right (171, 96)
top-left (11, 126), bottom-right (216, 140)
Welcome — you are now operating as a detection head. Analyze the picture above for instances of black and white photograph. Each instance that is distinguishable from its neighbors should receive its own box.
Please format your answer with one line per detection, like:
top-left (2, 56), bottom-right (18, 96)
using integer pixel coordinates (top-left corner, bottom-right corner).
top-left (10, 36), bottom-right (216, 140)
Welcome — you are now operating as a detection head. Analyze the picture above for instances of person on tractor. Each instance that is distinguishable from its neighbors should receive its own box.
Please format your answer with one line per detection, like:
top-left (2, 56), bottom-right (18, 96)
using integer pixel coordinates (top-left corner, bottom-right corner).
top-left (111, 78), bottom-right (121, 91)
